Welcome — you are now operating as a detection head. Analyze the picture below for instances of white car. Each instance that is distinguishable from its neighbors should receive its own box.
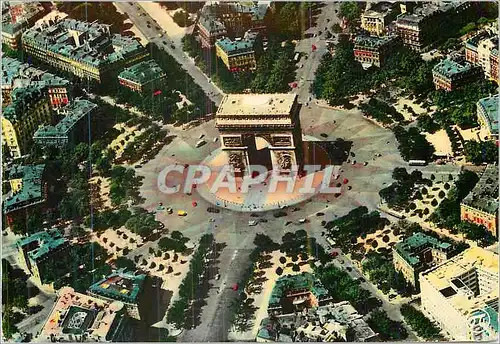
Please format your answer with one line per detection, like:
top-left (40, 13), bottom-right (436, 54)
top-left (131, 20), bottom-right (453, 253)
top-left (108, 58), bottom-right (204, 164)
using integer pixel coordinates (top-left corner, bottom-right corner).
top-left (215, 273), bottom-right (221, 280)
top-left (248, 220), bottom-right (259, 226)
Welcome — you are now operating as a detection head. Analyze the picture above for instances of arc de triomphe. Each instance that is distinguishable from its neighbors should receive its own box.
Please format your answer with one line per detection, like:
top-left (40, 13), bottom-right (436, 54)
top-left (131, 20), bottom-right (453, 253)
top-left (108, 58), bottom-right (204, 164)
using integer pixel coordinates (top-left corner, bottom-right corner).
top-left (215, 93), bottom-right (304, 176)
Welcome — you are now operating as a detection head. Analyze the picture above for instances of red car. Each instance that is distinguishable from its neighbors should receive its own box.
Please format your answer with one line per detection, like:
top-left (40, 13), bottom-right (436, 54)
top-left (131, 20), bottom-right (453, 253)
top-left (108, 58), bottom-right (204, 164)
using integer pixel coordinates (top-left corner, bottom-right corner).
top-left (330, 251), bottom-right (339, 257)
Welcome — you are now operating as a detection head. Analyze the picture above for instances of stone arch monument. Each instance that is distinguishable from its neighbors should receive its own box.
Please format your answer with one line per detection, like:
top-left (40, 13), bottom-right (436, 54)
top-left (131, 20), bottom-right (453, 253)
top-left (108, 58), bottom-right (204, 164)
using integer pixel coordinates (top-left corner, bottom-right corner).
top-left (215, 94), bottom-right (304, 176)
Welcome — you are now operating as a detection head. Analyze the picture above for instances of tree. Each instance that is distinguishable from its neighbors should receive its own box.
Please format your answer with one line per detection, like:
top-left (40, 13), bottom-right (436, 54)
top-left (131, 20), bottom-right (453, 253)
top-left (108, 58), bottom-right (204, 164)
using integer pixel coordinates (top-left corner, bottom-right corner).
top-left (115, 257), bottom-right (136, 271)
top-left (367, 309), bottom-right (408, 340)
top-left (401, 304), bottom-right (442, 340)
top-left (276, 267), bottom-right (283, 275)
top-left (172, 9), bottom-right (193, 27)
top-left (331, 23), bottom-right (342, 33)
top-left (2, 306), bottom-right (20, 340)
top-left (339, 2), bottom-right (362, 22)
top-left (464, 140), bottom-right (497, 165)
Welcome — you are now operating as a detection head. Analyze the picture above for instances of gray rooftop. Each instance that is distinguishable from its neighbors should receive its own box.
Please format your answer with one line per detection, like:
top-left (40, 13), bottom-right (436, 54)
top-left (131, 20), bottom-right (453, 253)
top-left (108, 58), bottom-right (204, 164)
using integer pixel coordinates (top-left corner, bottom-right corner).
top-left (3, 164), bottom-right (46, 214)
top-left (477, 94), bottom-right (499, 136)
top-left (22, 18), bottom-right (145, 68)
top-left (2, 56), bottom-right (70, 90)
top-left (461, 164), bottom-right (499, 215)
top-left (33, 99), bottom-right (97, 139)
top-left (354, 35), bottom-right (396, 49)
top-left (394, 232), bottom-right (452, 267)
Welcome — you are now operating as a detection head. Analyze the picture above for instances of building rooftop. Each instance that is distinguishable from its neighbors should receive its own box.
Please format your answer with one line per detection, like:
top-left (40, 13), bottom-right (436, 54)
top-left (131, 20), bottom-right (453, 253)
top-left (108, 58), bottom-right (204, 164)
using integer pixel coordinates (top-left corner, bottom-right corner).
top-left (33, 99), bottom-right (97, 139)
top-left (433, 55), bottom-right (477, 79)
top-left (363, 2), bottom-right (394, 18)
top-left (421, 246), bottom-right (499, 317)
top-left (477, 94), bottom-right (499, 136)
top-left (22, 18), bottom-right (145, 68)
top-left (16, 228), bottom-right (67, 261)
top-left (40, 286), bottom-right (125, 341)
top-left (268, 272), bottom-right (330, 307)
top-left (461, 164), bottom-right (499, 215)
top-left (354, 35), bottom-right (396, 49)
top-left (1, 1), bottom-right (45, 36)
top-left (1, 56), bottom-right (70, 92)
top-left (88, 269), bottom-right (146, 305)
top-left (217, 93), bottom-right (297, 117)
top-left (118, 59), bottom-right (165, 86)
top-left (257, 301), bottom-right (378, 342)
top-left (215, 31), bottom-right (257, 55)
top-left (394, 232), bottom-right (452, 266)
top-left (3, 164), bottom-right (46, 214)
top-left (2, 86), bottom-right (47, 121)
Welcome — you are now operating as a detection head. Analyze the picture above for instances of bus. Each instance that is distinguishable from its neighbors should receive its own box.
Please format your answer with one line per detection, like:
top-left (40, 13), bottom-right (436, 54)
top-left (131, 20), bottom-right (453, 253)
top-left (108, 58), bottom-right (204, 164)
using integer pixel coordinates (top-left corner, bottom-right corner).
top-left (408, 160), bottom-right (427, 166)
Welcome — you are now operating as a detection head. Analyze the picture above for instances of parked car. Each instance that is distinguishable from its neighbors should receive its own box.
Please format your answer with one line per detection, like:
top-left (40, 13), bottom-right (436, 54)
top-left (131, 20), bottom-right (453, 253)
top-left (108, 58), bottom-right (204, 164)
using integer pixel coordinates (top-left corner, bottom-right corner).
top-left (177, 210), bottom-right (187, 216)
top-left (215, 273), bottom-right (221, 280)
top-left (248, 220), bottom-right (259, 226)
top-left (316, 212), bottom-right (325, 216)
top-left (207, 207), bottom-right (220, 213)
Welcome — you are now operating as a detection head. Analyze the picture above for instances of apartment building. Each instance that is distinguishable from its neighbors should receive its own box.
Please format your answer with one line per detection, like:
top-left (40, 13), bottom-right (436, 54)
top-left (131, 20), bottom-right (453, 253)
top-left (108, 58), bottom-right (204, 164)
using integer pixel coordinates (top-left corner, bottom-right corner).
top-left (2, 56), bottom-right (71, 108)
top-left (476, 95), bottom-right (499, 140)
top-left (33, 99), bottom-right (98, 149)
top-left (118, 59), bottom-right (166, 93)
top-left (432, 54), bottom-right (482, 91)
top-left (420, 247), bottom-right (498, 341)
top-left (16, 229), bottom-right (70, 285)
top-left (353, 35), bottom-right (398, 68)
top-left (465, 30), bottom-right (499, 83)
top-left (1, 1), bottom-right (46, 49)
top-left (361, 2), bottom-right (396, 36)
top-left (2, 86), bottom-right (52, 158)
top-left (215, 31), bottom-right (258, 71)
top-left (393, 232), bottom-right (454, 289)
top-left (40, 286), bottom-right (128, 342)
top-left (3, 164), bottom-right (49, 226)
top-left (22, 18), bottom-right (148, 83)
top-left (460, 164), bottom-right (498, 237)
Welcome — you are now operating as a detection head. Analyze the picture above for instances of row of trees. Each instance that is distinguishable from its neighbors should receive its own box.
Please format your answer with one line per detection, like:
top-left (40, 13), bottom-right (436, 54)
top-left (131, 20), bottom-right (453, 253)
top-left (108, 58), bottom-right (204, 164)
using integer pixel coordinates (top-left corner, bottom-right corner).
top-left (109, 166), bottom-right (144, 206)
top-left (158, 231), bottom-right (190, 253)
top-left (313, 38), bottom-right (436, 105)
top-left (379, 168), bottom-right (430, 210)
top-left (393, 126), bottom-right (435, 162)
top-left (120, 124), bottom-right (171, 164)
top-left (366, 309), bottom-right (408, 340)
top-left (359, 98), bottom-right (405, 125)
top-left (2, 260), bottom-right (40, 339)
top-left (324, 206), bottom-right (390, 252)
top-left (125, 207), bottom-right (163, 238)
top-left (362, 251), bottom-right (415, 296)
top-left (166, 234), bottom-right (215, 329)
top-left (400, 304), bottom-right (442, 340)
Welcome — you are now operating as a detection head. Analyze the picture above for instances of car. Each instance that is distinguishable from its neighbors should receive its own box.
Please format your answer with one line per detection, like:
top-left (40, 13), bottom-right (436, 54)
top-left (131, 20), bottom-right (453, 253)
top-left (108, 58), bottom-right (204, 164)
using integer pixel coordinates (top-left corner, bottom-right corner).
top-left (330, 251), bottom-right (338, 257)
top-left (298, 218), bottom-right (308, 224)
top-left (171, 44), bottom-right (176, 49)
top-left (320, 133), bottom-right (328, 138)
top-left (357, 277), bottom-right (366, 283)
top-left (207, 207), bottom-right (220, 213)
top-left (177, 210), bottom-right (187, 216)
top-left (209, 218), bottom-right (216, 222)
top-left (285, 221), bottom-right (292, 226)
top-left (316, 212), bottom-right (325, 216)
top-left (215, 273), bottom-right (221, 280)
top-left (248, 220), bottom-right (259, 226)
top-left (259, 218), bottom-right (268, 223)
top-left (273, 211), bottom-right (287, 218)
top-left (134, 164), bottom-right (142, 168)
top-left (165, 207), bottom-right (173, 214)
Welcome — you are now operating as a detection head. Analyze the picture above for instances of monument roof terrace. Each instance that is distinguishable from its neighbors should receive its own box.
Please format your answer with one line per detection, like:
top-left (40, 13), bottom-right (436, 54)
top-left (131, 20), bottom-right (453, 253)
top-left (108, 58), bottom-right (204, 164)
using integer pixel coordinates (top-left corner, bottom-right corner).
top-left (216, 94), bottom-right (297, 117)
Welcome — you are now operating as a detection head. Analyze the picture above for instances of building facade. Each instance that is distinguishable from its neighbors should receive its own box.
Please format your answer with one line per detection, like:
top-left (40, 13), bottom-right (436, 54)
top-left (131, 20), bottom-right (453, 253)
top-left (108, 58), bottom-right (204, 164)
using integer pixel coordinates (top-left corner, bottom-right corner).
top-left (267, 272), bottom-right (333, 316)
top-left (420, 247), bottom-right (498, 341)
top-left (22, 18), bottom-right (148, 83)
top-left (2, 56), bottom-right (72, 108)
top-left (393, 232), bottom-right (453, 288)
top-left (40, 286), bottom-right (128, 342)
top-left (432, 54), bottom-right (482, 91)
top-left (353, 35), bottom-right (397, 68)
top-left (16, 229), bottom-right (70, 285)
top-left (215, 31), bottom-right (258, 71)
top-left (465, 31), bottom-right (499, 83)
top-left (460, 164), bottom-right (498, 237)
top-left (197, 2), bottom-right (268, 48)
top-left (2, 86), bottom-right (52, 158)
top-left (118, 59), bottom-right (166, 93)
top-left (87, 269), bottom-right (146, 320)
top-left (476, 95), bottom-right (499, 140)
top-left (1, 1), bottom-right (46, 49)
top-left (4, 164), bottom-right (48, 226)
top-left (361, 2), bottom-right (396, 36)
top-left (34, 99), bottom-right (98, 149)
